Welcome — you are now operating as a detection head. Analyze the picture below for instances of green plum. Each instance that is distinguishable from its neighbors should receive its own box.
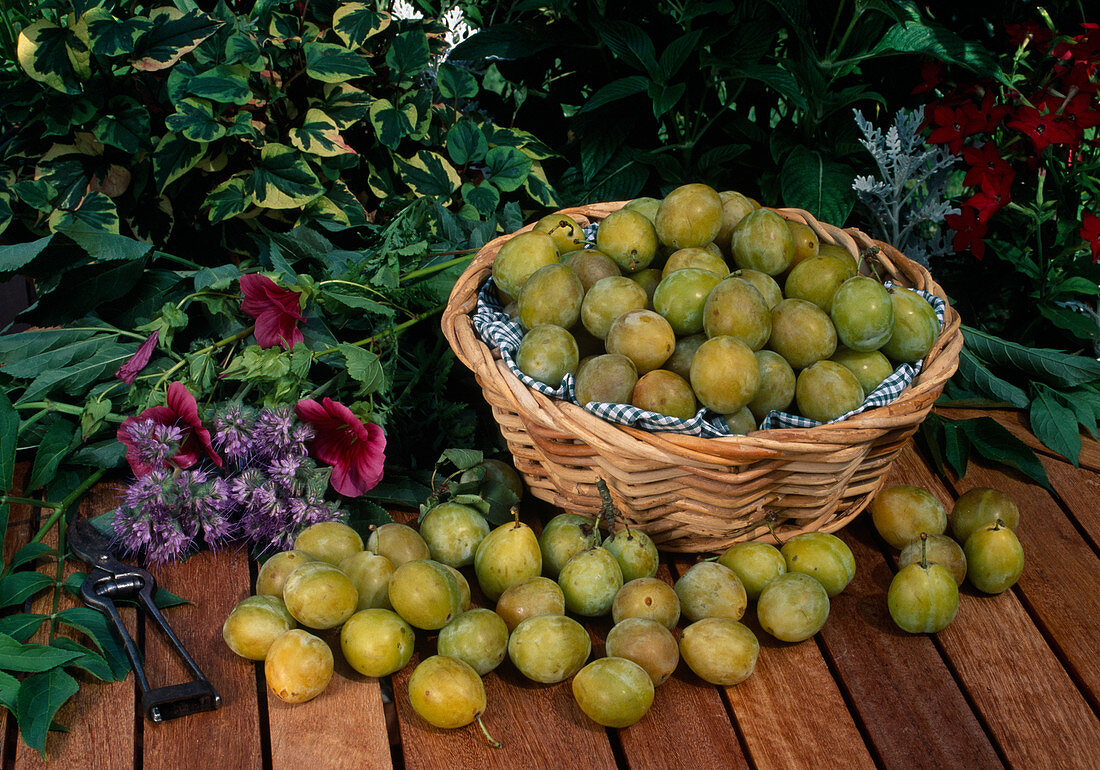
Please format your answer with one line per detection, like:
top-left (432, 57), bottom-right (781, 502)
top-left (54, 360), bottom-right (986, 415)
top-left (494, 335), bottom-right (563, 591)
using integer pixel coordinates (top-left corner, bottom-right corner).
top-left (558, 546), bottom-right (624, 617)
top-left (654, 268), bottom-right (723, 336)
top-left (572, 657), bottom-right (655, 727)
top-left (768, 298), bottom-right (837, 370)
top-left (223, 595), bottom-right (296, 661)
top-left (597, 208), bottom-right (660, 273)
top-left (881, 287), bottom-right (939, 363)
top-left (950, 487), bottom-right (1020, 544)
top-left (293, 522), bottom-right (363, 566)
top-left (612, 577), bottom-right (681, 629)
top-left (605, 617), bottom-right (680, 686)
top-left (689, 336), bottom-right (761, 414)
top-left (387, 559), bottom-right (462, 631)
top-left (508, 614), bottom-right (591, 683)
top-left (730, 209), bottom-right (795, 276)
top-left (581, 275), bottom-right (648, 339)
top-left (718, 541), bottom-right (786, 600)
top-left (282, 561), bottom-right (358, 630)
top-left (265, 629), bottom-right (333, 704)
top-left (655, 183), bottom-right (723, 249)
top-left (830, 276), bottom-right (894, 352)
top-left (702, 276), bottom-right (772, 351)
top-left (438, 608), bottom-right (510, 676)
top-left (603, 527), bottom-right (660, 581)
top-left (340, 608), bottom-right (415, 677)
top-left (419, 501), bottom-right (490, 568)
top-left (674, 561), bottom-right (747, 622)
top-left (679, 618), bottom-right (759, 685)
top-left (492, 231), bottom-right (559, 299)
top-left (515, 324), bottom-right (579, 387)
top-left (780, 532), bottom-right (855, 597)
top-left (888, 536), bottom-right (959, 633)
top-left (870, 484), bottom-right (948, 549)
top-left (517, 263), bottom-right (584, 330)
top-left (756, 572), bottom-right (830, 642)
top-left (495, 575), bottom-right (565, 631)
top-left (964, 521), bottom-right (1025, 594)
top-left (408, 655), bottom-right (487, 729)
top-left (794, 360), bottom-right (865, 423)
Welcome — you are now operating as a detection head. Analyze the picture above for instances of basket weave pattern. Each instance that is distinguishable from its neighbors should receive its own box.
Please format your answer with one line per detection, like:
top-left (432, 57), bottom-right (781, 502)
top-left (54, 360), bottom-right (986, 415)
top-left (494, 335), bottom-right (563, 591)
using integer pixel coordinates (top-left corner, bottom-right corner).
top-left (442, 202), bottom-right (963, 552)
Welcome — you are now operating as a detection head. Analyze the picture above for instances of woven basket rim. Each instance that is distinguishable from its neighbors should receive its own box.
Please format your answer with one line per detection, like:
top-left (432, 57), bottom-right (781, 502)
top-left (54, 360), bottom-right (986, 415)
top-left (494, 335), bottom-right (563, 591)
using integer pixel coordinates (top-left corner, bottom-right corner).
top-left (442, 201), bottom-right (963, 464)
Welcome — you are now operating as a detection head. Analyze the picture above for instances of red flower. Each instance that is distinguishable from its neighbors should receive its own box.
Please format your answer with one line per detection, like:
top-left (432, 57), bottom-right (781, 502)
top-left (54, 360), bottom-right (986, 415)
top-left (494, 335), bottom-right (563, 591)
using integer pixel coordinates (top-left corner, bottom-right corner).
top-left (295, 398), bottom-right (386, 497)
top-left (1008, 103), bottom-right (1076, 152)
top-left (926, 104), bottom-right (971, 153)
top-left (912, 60), bottom-right (945, 95)
top-left (965, 173), bottom-right (1013, 223)
top-left (1059, 92), bottom-right (1100, 146)
top-left (959, 92), bottom-right (1010, 135)
top-left (1005, 20), bottom-right (1052, 52)
top-left (961, 143), bottom-right (1015, 189)
top-left (946, 207), bottom-right (989, 260)
top-left (240, 274), bottom-right (304, 351)
top-left (117, 382), bottom-right (222, 476)
top-left (115, 331), bottom-right (159, 385)
top-left (1082, 213), bottom-right (1100, 263)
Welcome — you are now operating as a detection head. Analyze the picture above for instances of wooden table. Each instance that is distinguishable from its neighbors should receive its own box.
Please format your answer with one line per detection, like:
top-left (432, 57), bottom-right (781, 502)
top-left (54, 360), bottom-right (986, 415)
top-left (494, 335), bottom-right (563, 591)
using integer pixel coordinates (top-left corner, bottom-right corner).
top-left (2, 412), bottom-right (1098, 769)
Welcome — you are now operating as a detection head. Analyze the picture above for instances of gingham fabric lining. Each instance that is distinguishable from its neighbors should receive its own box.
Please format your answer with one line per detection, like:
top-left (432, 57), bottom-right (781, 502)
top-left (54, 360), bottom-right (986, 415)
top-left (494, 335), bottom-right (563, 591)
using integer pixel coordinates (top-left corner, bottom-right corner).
top-left (473, 265), bottom-right (945, 437)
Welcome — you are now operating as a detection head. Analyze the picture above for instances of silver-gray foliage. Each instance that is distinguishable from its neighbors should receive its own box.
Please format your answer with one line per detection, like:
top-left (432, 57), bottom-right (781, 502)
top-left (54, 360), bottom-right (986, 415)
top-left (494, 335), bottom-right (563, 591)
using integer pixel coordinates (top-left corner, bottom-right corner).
top-left (852, 109), bottom-right (959, 266)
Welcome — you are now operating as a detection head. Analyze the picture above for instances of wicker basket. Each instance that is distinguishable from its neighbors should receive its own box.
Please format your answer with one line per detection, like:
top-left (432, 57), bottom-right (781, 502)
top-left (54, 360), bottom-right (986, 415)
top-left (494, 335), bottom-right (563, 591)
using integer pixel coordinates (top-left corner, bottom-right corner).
top-left (441, 202), bottom-right (963, 553)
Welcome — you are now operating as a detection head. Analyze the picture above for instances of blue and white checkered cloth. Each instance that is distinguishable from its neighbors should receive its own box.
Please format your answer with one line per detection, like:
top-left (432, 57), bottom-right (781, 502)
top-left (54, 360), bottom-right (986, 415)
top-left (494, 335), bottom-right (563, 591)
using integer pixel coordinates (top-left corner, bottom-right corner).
top-left (473, 244), bottom-right (945, 437)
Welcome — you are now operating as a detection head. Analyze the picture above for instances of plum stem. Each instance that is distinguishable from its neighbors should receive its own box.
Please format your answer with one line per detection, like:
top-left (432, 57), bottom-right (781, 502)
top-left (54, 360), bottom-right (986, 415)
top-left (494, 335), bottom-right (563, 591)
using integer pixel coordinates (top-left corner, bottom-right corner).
top-left (509, 505), bottom-right (522, 529)
top-left (919, 532), bottom-right (929, 569)
top-left (476, 714), bottom-right (502, 748)
top-left (764, 511), bottom-right (784, 546)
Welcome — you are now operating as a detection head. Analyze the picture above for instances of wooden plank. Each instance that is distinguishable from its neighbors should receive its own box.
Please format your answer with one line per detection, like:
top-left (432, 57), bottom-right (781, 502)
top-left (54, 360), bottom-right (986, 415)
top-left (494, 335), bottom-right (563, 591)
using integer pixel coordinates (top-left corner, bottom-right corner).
top-left (266, 625), bottom-right (393, 769)
top-left (889, 445), bottom-right (1100, 766)
top-left (606, 565), bottom-right (749, 770)
top-left (1043, 456), bottom-right (1100, 552)
top-left (820, 522), bottom-right (1002, 768)
top-left (141, 549), bottom-right (262, 770)
top-left (13, 484), bottom-right (136, 768)
top-left (935, 452), bottom-right (1100, 710)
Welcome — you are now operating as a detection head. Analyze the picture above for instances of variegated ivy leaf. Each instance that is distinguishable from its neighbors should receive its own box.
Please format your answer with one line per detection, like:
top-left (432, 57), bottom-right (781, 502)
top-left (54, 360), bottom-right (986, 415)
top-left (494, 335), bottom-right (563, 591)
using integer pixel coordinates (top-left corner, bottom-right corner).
top-left (152, 132), bottom-right (207, 194)
top-left (92, 96), bottom-right (151, 154)
top-left (48, 191), bottom-right (119, 234)
top-left (226, 111), bottom-right (257, 139)
top-left (66, 13), bottom-right (92, 81)
top-left (184, 64), bottom-right (252, 106)
top-left (82, 8), bottom-right (151, 57)
top-left (289, 109), bottom-right (356, 158)
top-left (523, 161), bottom-right (559, 207)
top-left (13, 181), bottom-right (55, 213)
top-left (17, 20), bottom-right (82, 94)
top-left (35, 157), bottom-right (91, 210)
top-left (385, 31), bottom-right (430, 82)
top-left (333, 3), bottom-right (391, 48)
top-left (484, 146), bottom-right (531, 193)
top-left (0, 195), bottom-right (11, 237)
top-left (300, 179), bottom-right (368, 228)
top-left (484, 125), bottom-right (556, 161)
top-left (446, 120), bottom-right (488, 166)
top-left (462, 182), bottom-right (499, 217)
top-left (304, 42), bottom-right (375, 83)
top-left (246, 144), bottom-right (325, 209)
top-left (130, 8), bottom-right (223, 72)
top-left (224, 30), bottom-right (265, 71)
top-left (318, 83), bottom-right (371, 129)
top-left (368, 98), bottom-right (417, 150)
top-left (166, 98), bottom-right (225, 143)
top-left (204, 176), bottom-right (250, 224)
top-left (395, 151), bottom-right (461, 198)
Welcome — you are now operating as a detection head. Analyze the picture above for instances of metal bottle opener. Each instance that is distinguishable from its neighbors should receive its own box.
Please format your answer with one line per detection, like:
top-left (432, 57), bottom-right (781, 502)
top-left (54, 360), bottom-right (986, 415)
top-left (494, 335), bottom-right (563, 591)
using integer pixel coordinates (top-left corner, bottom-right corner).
top-left (68, 517), bottom-right (221, 723)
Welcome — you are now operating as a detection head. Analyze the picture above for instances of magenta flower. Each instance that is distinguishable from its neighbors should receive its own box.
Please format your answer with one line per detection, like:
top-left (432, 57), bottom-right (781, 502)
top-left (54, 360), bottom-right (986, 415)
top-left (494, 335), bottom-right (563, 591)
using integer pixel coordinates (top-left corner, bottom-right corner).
top-left (240, 273), bottom-right (304, 350)
top-left (294, 398), bottom-right (386, 497)
top-left (117, 382), bottom-right (223, 476)
top-left (115, 331), bottom-right (160, 384)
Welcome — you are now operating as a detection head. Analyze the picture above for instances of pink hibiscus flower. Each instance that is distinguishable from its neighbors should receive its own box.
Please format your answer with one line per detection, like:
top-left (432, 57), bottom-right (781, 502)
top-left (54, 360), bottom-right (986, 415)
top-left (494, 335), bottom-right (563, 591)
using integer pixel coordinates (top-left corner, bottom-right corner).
top-left (295, 398), bottom-right (386, 497)
top-left (240, 273), bottom-right (305, 350)
top-left (117, 382), bottom-right (223, 476)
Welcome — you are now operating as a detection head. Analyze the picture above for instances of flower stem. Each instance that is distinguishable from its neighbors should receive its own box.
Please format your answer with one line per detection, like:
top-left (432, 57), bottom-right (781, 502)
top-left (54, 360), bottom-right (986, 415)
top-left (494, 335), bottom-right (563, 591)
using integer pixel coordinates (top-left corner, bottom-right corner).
top-left (0, 496), bottom-right (62, 509)
top-left (399, 253), bottom-right (476, 283)
top-left (15, 401), bottom-right (126, 423)
top-left (314, 306), bottom-right (443, 357)
top-left (29, 468), bottom-right (107, 545)
top-left (156, 252), bottom-right (203, 270)
top-left (316, 279), bottom-right (391, 301)
top-left (151, 326), bottom-right (255, 388)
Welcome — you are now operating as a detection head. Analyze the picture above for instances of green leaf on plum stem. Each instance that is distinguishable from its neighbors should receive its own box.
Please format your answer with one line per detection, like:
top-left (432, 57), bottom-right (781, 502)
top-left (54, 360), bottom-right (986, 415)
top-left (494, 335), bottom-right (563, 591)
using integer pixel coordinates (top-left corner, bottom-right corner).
top-left (0, 670), bottom-right (20, 711)
top-left (0, 634), bottom-right (82, 672)
top-left (0, 615), bottom-right (48, 644)
top-left (954, 347), bottom-right (1030, 409)
top-left (439, 448), bottom-right (484, 471)
top-left (0, 572), bottom-right (55, 610)
top-left (955, 417), bottom-right (1050, 489)
top-left (1029, 385), bottom-right (1081, 466)
top-left (53, 608), bottom-right (130, 680)
top-left (26, 418), bottom-right (75, 493)
top-left (961, 325), bottom-right (1100, 388)
top-left (16, 668), bottom-right (79, 759)
top-left (0, 389), bottom-right (17, 492)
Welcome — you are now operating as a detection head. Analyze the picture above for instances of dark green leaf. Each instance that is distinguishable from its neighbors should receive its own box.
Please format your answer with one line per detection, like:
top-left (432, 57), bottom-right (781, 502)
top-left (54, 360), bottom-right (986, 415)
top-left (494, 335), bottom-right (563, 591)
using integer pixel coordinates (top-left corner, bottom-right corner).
top-left (152, 586), bottom-right (189, 609)
top-left (1060, 388), bottom-right (1099, 439)
top-left (522, 162), bottom-right (558, 207)
top-left (165, 97), bottom-right (225, 143)
top-left (942, 418), bottom-right (970, 479)
top-left (13, 181), bottom-right (55, 213)
top-left (874, 21), bottom-right (1001, 79)
top-left (0, 633), bottom-right (82, 672)
top-left (780, 146), bottom-right (855, 225)
top-left (131, 9), bottom-right (223, 72)
top-left (596, 20), bottom-right (659, 78)
top-left (447, 24), bottom-right (553, 61)
top-left (386, 31), bottom-right (431, 81)
top-left (463, 182), bottom-right (499, 217)
top-left (659, 30), bottom-right (702, 80)
top-left (0, 670), bottom-right (18, 711)
top-left (340, 345), bottom-right (385, 395)
top-left (649, 81), bottom-right (685, 118)
top-left (92, 97), bottom-right (152, 154)
top-left (577, 75), bottom-right (649, 115)
top-left (67, 439), bottom-right (126, 468)
top-left (320, 290), bottom-right (395, 319)
top-left (204, 176), bottom-right (250, 224)
top-left (51, 638), bottom-right (114, 681)
top-left (81, 397), bottom-right (111, 441)
top-left (956, 417), bottom-right (1050, 489)
top-left (440, 448), bottom-right (483, 470)
top-left (395, 151), bottom-right (461, 198)
top-left (485, 146), bottom-right (531, 193)
top-left (193, 264), bottom-right (241, 291)
top-left (446, 121), bottom-right (488, 166)
top-left (437, 63), bottom-right (478, 99)
top-left (1030, 386), bottom-right (1081, 466)
top-left (961, 325), bottom-right (1100, 388)
top-left (3, 544), bottom-right (56, 578)
top-left (0, 616), bottom-right (48, 644)
top-left (289, 109), bottom-right (355, 157)
top-left (153, 133), bottom-right (207, 194)
top-left (304, 41), bottom-right (374, 83)
top-left (319, 82), bottom-right (371, 129)
top-left (246, 144), bottom-right (325, 209)
top-left (26, 418), bottom-right (75, 492)
top-left (736, 63), bottom-right (808, 112)
top-left (59, 227), bottom-right (153, 264)
top-left (0, 390), bottom-right (17, 492)
top-left (49, 192), bottom-right (120, 235)
top-left (23, 259), bottom-right (149, 326)
top-left (16, 20), bottom-right (81, 94)
top-left (16, 668), bottom-right (79, 759)
top-left (333, 3), bottom-right (390, 47)
top-left (955, 347), bottom-right (1031, 408)
top-left (367, 97), bottom-right (417, 150)
top-left (36, 158), bottom-right (91, 210)
top-left (480, 481), bottom-right (521, 525)
top-left (0, 572), bottom-right (55, 610)
top-left (185, 64), bottom-right (251, 105)
top-left (53, 608), bottom-right (130, 679)
top-left (1038, 304), bottom-right (1100, 342)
